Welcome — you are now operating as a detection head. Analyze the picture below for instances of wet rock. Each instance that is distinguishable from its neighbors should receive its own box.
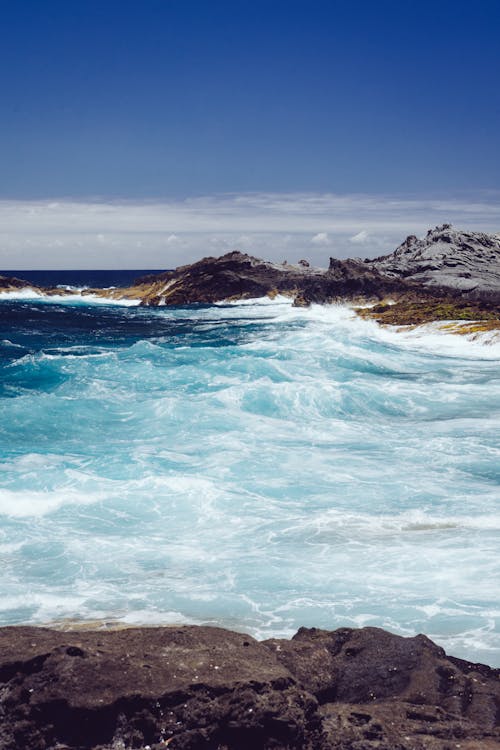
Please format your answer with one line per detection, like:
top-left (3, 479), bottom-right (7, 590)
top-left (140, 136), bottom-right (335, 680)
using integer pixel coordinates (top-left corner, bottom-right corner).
top-left (0, 625), bottom-right (499, 749)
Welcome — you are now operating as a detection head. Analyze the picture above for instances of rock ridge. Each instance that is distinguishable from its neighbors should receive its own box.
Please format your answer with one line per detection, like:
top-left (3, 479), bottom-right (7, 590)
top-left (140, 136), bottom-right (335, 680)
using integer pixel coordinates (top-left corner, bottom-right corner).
top-left (117, 225), bottom-right (500, 311)
top-left (367, 223), bottom-right (500, 300)
top-left (0, 624), bottom-right (499, 749)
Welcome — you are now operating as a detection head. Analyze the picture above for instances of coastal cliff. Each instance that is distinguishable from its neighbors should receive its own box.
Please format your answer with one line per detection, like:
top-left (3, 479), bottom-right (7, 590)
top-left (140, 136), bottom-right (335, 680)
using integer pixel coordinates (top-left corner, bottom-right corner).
top-left (1, 624), bottom-right (499, 750)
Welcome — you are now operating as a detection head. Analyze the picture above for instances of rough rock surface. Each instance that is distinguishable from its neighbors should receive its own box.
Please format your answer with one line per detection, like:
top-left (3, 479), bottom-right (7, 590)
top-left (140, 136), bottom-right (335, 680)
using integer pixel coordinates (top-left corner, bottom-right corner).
top-left (0, 274), bottom-right (39, 291)
top-left (116, 251), bottom-right (412, 308)
top-left (367, 224), bottom-right (500, 301)
top-left (0, 275), bottom-right (73, 298)
top-left (126, 252), bottom-right (325, 306)
top-left (0, 624), bottom-right (499, 749)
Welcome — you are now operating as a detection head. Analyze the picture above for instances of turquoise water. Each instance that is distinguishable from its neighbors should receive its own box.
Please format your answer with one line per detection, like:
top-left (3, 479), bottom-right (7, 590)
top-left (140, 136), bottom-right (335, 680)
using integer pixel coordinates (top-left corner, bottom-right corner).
top-left (1, 291), bottom-right (499, 665)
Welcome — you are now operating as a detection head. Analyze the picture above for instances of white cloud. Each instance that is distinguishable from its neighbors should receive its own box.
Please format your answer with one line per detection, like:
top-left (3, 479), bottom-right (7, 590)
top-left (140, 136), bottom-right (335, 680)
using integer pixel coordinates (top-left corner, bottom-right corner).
top-left (311, 232), bottom-right (331, 246)
top-left (0, 192), bottom-right (499, 269)
top-left (349, 230), bottom-right (370, 244)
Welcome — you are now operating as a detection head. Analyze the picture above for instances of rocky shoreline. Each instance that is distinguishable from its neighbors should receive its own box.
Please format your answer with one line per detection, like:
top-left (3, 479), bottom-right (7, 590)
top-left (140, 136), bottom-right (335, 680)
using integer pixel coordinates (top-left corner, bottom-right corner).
top-left (2, 225), bottom-right (500, 333)
top-left (2, 229), bottom-right (500, 749)
top-left (0, 623), bottom-right (499, 749)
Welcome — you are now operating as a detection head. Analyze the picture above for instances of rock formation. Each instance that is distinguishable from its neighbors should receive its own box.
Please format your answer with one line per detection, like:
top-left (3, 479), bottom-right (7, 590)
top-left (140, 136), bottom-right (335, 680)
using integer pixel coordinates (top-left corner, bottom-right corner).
top-left (107, 225), bottom-right (500, 312)
top-left (119, 252), bottom-right (325, 306)
top-left (108, 252), bottom-right (414, 308)
top-left (0, 275), bottom-right (73, 297)
top-left (0, 624), bottom-right (499, 749)
top-left (367, 224), bottom-right (500, 301)
top-left (0, 274), bottom-right (40, 292)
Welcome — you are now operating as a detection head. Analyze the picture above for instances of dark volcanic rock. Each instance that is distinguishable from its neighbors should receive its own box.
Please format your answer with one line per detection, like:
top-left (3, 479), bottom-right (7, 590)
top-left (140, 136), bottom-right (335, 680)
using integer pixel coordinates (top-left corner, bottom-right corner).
top-left (0, 274), bottom-right (39, 291)
top-left (0, 624), bottom-right (499, 750)
top-left (0, 275), bottom-right (73, 298)
top-left (0, 625), bottom-right (319, 750)
top-left (131, 251), bottom-right (324, 306)
top-left (368, 223), bottom-right (500, 302)
top-left (128, 251), bottom-right (413, 308)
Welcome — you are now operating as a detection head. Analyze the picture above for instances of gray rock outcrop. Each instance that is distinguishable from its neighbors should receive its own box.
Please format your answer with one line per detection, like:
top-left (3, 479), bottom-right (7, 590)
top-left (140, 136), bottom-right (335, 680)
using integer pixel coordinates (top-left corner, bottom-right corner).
top-left (367, 223), bottom-right (500, 300)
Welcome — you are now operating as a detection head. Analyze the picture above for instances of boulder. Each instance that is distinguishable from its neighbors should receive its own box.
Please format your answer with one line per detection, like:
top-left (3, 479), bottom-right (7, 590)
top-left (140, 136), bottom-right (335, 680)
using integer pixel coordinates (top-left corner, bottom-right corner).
top-left (0, 624), bottom-right (499, 749)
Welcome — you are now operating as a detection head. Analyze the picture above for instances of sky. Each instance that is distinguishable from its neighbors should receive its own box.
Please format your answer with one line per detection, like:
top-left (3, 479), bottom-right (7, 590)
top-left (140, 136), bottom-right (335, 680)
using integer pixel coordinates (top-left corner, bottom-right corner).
top-left (1, 0), bottom-right (499, 268)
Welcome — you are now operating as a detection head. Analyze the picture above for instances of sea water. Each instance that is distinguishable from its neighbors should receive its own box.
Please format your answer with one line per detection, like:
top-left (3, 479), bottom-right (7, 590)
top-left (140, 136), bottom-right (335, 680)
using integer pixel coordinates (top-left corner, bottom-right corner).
top-left (0, 279), bottom-right (499, 666)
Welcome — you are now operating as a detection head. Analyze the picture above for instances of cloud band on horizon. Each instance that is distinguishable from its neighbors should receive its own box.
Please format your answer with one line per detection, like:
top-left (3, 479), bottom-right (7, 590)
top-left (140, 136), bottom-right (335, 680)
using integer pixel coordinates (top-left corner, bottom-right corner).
top-left (1, 192), bottom-right (499, 269)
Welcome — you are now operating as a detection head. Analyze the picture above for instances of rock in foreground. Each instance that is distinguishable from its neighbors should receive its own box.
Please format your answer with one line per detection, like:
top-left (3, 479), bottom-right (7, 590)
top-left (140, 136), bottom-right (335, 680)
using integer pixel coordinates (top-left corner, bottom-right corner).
top-left (0, 624), bottom-right (499, 749)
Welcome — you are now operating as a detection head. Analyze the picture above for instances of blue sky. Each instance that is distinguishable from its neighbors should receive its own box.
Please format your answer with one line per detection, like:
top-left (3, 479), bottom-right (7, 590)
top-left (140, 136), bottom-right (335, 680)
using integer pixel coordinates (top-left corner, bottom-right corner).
top-left (1, 0), bottom-right (499, 267)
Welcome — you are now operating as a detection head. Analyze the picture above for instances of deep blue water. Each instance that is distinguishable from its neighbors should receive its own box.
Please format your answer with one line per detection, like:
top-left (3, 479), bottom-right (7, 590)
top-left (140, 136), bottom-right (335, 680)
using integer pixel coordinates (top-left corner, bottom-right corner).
top-left (0, 281), bottom-right (499, 666)
top-left (0, 269), bottom-right (166, 289)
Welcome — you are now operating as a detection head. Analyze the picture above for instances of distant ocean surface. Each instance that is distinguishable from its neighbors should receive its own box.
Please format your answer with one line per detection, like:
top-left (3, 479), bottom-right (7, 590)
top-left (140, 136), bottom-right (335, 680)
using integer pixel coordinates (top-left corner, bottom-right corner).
top-left (0, 269), bottom-right (166, 289)
top-left (1, 270), bottom-right (499, 666)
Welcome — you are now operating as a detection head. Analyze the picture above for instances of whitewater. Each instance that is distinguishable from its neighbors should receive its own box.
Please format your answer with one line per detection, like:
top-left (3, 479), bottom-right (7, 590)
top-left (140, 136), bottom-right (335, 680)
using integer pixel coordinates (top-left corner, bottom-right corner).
top-left (0, 290), bottom-right (499, 666)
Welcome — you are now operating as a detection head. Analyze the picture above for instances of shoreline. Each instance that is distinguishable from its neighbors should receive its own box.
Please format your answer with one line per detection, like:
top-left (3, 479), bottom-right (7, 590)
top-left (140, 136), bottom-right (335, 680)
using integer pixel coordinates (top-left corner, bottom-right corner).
top-left (1, 281), bottom-right (500, 340)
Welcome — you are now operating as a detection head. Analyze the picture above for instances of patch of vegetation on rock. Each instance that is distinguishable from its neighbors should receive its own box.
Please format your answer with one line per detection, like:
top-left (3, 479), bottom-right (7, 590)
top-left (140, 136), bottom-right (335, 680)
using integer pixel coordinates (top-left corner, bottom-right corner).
top-left (356, 299), bottom-right (500, 326)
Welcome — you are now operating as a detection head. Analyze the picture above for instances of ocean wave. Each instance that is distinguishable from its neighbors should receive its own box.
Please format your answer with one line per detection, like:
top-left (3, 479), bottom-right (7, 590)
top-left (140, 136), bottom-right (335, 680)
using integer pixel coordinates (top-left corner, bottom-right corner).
top-left (0, 288), bottom-right (140, 305)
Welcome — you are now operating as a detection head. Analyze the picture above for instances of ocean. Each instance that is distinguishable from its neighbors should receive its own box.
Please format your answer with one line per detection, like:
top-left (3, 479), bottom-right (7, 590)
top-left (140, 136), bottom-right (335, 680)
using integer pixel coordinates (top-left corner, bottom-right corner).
top-left (1, 271), bottom-right (499, 666)
top-left (0, 269), bottom-right (164, 289)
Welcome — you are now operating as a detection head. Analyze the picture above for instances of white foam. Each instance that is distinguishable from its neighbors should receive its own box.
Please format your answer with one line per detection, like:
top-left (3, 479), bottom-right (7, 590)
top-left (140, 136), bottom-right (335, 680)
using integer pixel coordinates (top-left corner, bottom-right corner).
top-left (280, 507), bottom-right (500, 540)
top-left (1, 339), bottom-right (24, 348)
top-left (0, 591), bottom-right (86, 616)
top-left (0, 288), bottom-right (139, 306)
top-left (295, 302), bottom-right (500, 358)
top-left (76, 293), bottom-right (140, 306)
top-left (0, 288), bottom-right (44, 300)
top-left (0, 488), bottom-right (104, 517)
top-left (215, 294), bottom-right (294, 307)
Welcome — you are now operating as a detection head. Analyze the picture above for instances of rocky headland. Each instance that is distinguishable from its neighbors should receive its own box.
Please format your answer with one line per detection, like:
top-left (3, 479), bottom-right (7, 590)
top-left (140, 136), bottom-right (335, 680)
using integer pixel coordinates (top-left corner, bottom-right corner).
top-left (110, 224), bottom-right (500, 314)
top-left (2, 225), bottom-right (500, 332)
top-left (1, 623), bottom-right (499, 750)
top-left (0, 274), bottom-right (74, 297)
